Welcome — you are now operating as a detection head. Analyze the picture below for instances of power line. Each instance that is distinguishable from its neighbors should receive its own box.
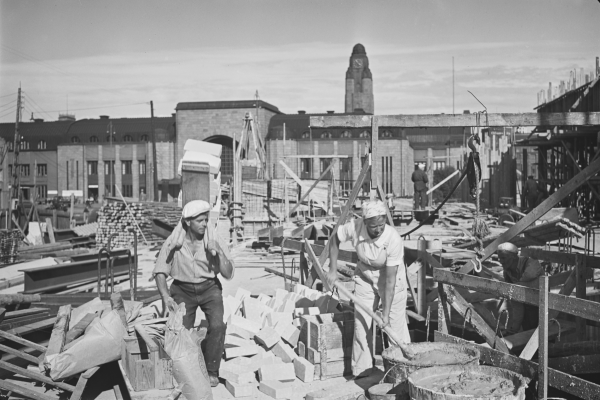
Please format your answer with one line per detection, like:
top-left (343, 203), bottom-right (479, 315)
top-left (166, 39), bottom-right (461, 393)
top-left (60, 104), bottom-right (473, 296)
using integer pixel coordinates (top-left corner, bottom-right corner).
top-left (0, 93), bottom-right (17, 100)
top-left (0, 108), bottom-right (18, 119)
top-left (41, 102), bottom-right (147, 113)
top-left (22, 93), bottom-right (53, 120)
top-left (0, 100), bottom-right (16, 109)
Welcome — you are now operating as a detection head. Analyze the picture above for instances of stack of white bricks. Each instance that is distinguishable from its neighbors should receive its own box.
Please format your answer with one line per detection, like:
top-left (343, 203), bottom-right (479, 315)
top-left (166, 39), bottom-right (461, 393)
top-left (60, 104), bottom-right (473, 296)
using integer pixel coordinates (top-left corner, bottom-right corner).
top-left (220, 286), bottom-right (340, 398)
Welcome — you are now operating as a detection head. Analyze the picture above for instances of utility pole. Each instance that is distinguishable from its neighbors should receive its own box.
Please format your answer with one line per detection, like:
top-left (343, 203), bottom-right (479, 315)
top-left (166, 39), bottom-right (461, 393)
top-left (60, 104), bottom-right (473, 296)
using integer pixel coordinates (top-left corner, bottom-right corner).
top-left (151, 101), bottom-right (158, 201)
top-left (452, 56), bottom-right (455, 115)
top-left (108, 121), bottom-right (114, 197)
top-left (9, 87), bottom-right (22, 229)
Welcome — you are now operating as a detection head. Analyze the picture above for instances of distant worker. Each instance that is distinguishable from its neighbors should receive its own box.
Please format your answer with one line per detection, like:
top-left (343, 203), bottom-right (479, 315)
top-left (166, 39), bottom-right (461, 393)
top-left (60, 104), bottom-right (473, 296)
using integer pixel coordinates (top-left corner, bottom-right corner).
top-left (497, 243), bottom-right (543, 333)
top-left (524, 176), bottom-right (538, 210)
top-left (154, 200), bottom-right (234, 388)
top-left (326, 200), bottom-right (410, 379)
top-left (412, 164), bottom-right (428, 210)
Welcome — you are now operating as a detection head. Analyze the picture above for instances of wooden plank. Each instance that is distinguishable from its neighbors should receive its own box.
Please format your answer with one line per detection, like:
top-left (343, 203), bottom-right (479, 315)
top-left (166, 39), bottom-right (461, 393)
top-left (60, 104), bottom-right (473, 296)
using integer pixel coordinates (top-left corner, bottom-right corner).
top-left (70, 366), bottom-right (100, 400)
top-left (309, 112), bottom-right (600, 128)
top-left (435, 331), bottom-right (600, 400)
top-left (434, 269), bottom-right (600, 321)
top-left (0, 359), bottom-right (75, 392)
top-left (0, 379), bottom-right (56, 400)
top-left (538, 275), bottom-right (549, 400)
top-left (502, 320), bottom-right (574, 350)
top-left (4, 308), bottom-right (48, 320)
top-left (437, 283), bottom-right (450, 335)
top-left (0, 343), bottom-right (40, 364)
top-left (549, 341), bottom-right (600, 357)
top-left (548, 354), bottom-right (600, 375)
top-left (65, 313), bottom-right (96, 346)
top-left (111, 293), bottom-right (128, 327)
top-left (45, 218), bottom-right (56, 243)
top-left (43, 304), bottom-right (70, 367)
top-left (520, 247), bottom-right (600, 268)
top-left (0, 329), bottom-right (47, 353)
top-left (520, 269), bottom-right (577, 360)
top-left (417, 239), bottom-right (427, 316)
top-left (5, 317), bottom-right (55, 338)
top-left (457, 155), bottom-right (600, 274)
top-left (134, 325), bottom-right (159, 353)
top-left (443, 285), bottom-right (510, 353)
top-left (273, 238), bottom-right (358, 264)
top-left (576, 255), bottom-right (588, 341)
top-left (278, 161), bottom-right (325, 209)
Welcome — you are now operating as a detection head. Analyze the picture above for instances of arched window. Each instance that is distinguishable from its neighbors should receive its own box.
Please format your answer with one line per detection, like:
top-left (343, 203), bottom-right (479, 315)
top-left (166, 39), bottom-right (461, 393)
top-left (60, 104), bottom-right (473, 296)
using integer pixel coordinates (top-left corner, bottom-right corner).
top-left (90, 136), bottom-right (99, 143)
top-left (301, 131), bottom-right (310, 139)
top-left (20, 141), bottom-right (30, 150)
top-left (106, 135), bottom-right (117, 143)
top-left (382, 130), bottom-right (392, 138)
top-left (341, 130), bottom-right (351, 138)
top-left (359, 130), bottom-right (371, 138)
top-left (321, 131), bottom-right (332, 139)
top-left (140, 134), bottom-right (149, 142)
top-left (123, 135), bottom-right (133, 142)
top-left (71, 136), bottom-right (80, 143)
top-left (37, 140), bottom-right (47, 150)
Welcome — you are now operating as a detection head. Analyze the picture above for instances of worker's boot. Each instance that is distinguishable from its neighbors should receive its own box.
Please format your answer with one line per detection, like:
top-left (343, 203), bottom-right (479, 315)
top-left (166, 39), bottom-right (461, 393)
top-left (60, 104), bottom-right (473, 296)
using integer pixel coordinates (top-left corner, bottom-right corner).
top-left (209, 373), bottom-right (219, 387)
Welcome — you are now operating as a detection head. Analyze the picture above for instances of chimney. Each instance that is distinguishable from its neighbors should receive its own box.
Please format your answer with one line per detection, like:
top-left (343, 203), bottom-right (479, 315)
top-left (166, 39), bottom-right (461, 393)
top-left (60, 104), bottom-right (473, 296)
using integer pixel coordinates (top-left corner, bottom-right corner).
top-left (100, 115), bottom-right (109, 119)
top-left (326, 110), bottom-right (335, 114)
top-left (172, 113), bottom-right (176, 118)
top-left (297, 110), bottom-right (306, 114)
top-left (463, 110), bottom-right (470, 114)
top-left (354, 108), bottom-right (365, 113)
top-left (34, 118), bottom-right (44, 123)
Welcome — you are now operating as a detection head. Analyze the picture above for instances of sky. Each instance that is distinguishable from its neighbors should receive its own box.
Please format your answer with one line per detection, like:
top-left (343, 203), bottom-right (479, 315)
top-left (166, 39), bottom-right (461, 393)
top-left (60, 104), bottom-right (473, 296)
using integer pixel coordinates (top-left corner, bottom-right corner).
top-left (0, 0), bottom-right (598, 123)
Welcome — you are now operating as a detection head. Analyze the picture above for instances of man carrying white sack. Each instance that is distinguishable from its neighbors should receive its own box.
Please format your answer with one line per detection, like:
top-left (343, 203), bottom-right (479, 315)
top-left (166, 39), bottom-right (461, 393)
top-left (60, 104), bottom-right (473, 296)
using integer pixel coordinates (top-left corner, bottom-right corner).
top-left (326, 199), bottom-right (410, 379)
top-left (153, 200), bottom-right (234, 387)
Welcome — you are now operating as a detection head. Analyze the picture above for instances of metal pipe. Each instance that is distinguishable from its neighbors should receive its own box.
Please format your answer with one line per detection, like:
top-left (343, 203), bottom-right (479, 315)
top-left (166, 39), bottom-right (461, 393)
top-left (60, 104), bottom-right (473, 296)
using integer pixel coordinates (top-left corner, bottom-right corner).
top-left (108, 232), bottom-right (119, 251)
top-left (128, 228), bottom-right (138, 301)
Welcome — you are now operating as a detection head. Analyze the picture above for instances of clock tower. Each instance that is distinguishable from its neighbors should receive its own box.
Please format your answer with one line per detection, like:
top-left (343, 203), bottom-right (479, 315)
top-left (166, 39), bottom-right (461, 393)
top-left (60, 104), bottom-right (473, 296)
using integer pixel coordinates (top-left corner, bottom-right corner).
top-left (345, 43), bottom-right (374, 114)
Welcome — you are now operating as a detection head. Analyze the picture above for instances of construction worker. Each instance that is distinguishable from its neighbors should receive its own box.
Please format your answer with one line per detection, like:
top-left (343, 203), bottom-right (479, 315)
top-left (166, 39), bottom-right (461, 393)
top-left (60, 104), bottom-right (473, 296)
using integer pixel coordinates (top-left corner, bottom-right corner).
top-left (326, 200), bottom-right (410, 379)
top-left (153, 200), bottom-right (234, 387)
top-left (497, 242), bottom-right (543, 333)
top-left (524, 176), bottom-right (539, 210)
top-left (412, 164), bottom-right (428, 210)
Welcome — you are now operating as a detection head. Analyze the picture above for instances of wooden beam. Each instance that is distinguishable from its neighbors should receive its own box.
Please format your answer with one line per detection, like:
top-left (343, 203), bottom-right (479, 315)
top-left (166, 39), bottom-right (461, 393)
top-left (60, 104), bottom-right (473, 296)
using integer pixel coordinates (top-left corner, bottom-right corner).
top-left (520, 269), bottom-right (577, 360)
top-left (548, 354), bottom-right (600, 375)
top-left (43, 304), bottom-right (70, 368)
top-left (437, 283), bottom-right (451, 335)
top-left (434, 269), bottom-right (600, 322)
top-left (278, 160), bottom-right (326, 209)
top-left (520, 247), bottom-right (600, 268)
top-left (0, 360), bottom-right (75, 392)
top-left (0, 379), bottom-right (56, 400)
top-left (561, 140), bottom-right (600, 204)
top-left (443, 285), bottom-right (510, 353)
top-left (456, 155), bottom-right (600, 274)
top-left (0, 343), bottom-right (40, 364)
top-left (273, 238), bottom-right (358, 264)
top-left (45, 217), bottom-right (55, 243)
top-left (310, 112), bottom-right (600, 128)
top-left (435, 331), bottom-right (600, 400)
top-left (134, 325), bottom-right (159, 353)
top-left (0, 329), bottom-right (47, 353)
top-left (538, 275), bottom-right (549, 400)
top-left (288, 159), bottom-right (337, 216)
top-left (576, 255), bottom-right (588, 341)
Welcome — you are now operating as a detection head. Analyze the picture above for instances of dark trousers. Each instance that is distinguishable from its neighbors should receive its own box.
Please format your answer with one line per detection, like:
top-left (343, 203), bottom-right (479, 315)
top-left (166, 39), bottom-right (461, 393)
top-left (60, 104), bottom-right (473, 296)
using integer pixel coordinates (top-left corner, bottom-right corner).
top-left (414, 189), bottom-right (427, 209)
top-left (170, 279), bottom-right (226, 376)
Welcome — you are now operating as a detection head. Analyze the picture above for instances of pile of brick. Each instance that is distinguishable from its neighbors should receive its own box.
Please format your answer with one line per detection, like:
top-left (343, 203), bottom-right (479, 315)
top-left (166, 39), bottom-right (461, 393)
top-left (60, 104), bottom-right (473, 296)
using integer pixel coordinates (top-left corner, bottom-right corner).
top-left (219, 286), bottom-right (342, 398)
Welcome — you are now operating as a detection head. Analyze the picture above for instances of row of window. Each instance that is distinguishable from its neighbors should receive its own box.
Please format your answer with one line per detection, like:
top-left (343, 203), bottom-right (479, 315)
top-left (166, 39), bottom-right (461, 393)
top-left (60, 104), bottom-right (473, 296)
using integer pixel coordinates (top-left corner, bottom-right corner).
top-left (103, 184), bottom-right (146, 198)
top-left (8, 164), bottom-right (47, 177)
top-left (71, 134), bottom-right (149, 144)
top-left (7, 141), bottom-right (47, 151)
top-left (87, 161), bottom-right (146, 176)
top-left (299, 130), bottom-right (394, 140)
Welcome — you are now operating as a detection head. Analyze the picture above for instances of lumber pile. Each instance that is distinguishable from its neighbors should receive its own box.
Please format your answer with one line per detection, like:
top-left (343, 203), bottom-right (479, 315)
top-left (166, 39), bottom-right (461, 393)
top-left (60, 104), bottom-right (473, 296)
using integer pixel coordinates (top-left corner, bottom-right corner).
top-left (96, 202), bottom-right (151, 248)
top-left (219, 286), bottom-right (343, 398)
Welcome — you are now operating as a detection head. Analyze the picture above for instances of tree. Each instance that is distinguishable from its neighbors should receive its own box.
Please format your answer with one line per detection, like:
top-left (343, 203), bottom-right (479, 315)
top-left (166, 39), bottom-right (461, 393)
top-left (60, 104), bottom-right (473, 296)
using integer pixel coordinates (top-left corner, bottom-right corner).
top-left (433, 166), bottom-right (459, 203)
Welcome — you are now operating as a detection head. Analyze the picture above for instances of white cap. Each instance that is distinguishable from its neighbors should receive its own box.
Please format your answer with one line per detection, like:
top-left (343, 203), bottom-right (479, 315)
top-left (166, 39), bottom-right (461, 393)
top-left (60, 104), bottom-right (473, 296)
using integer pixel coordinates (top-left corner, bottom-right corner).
top-left (182, 200), bottom-right (211, 219)
top-left (362, 200), bottom-right (387, 219)
top-left (497, 242), bottom-right (518, 253)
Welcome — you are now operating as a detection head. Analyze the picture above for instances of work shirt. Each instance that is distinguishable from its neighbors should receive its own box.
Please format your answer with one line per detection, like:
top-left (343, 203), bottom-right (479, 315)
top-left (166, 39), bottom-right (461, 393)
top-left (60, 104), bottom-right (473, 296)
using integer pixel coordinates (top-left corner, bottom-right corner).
top-left (412, 169), bottom-right (428, 191)
top-left (503, 255), bottom-right (543, 285)
top-left (337, 218), bottom-right (405, 289)
top-left (153, 226), bottom-right (219, 283)
top-left (524, 179), bottom-right (538, 196)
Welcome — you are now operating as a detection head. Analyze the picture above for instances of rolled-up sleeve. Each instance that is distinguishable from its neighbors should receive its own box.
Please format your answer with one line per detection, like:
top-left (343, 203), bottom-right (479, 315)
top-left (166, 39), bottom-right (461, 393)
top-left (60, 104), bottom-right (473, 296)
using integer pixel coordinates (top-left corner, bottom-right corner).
top-left (337, 219), bottom-right (357, 244)
top-left (520, 258), bottom-right (543, 282)
top-left (152, 242), bottom-right (173, 277)
top-left (386, 230), bottom-right (404, 267)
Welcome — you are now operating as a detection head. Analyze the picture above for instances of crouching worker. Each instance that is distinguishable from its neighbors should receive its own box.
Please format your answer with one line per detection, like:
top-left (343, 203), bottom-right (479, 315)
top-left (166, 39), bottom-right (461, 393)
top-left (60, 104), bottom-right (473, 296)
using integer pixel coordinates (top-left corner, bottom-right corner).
top-left (497, 242), bottom-right (543, 333)
top-left (326, 200), bottom-right (410, 379)
top-left (153, 200), bottom-right (234, 387)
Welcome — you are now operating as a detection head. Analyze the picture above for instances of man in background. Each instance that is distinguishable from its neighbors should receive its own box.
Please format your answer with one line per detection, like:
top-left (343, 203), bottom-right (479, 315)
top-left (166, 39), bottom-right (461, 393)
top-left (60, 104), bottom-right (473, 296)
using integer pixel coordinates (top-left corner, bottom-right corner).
top-left (412, 164), bottom-right (428, 210)
top-left (524, 175), bottom-right (539, 210)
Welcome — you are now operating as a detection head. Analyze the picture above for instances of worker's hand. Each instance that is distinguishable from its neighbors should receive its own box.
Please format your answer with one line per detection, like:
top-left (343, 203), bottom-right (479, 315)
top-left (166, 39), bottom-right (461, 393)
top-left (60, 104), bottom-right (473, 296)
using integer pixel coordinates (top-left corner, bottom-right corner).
top-left (325, 270), bottom-right (338, 290)
top-left (379, 314), bottom-right (391, 331)
top-left (206, 240), bottom-right (219, 257)
top-left (163, 296), bottom-right (178, 313)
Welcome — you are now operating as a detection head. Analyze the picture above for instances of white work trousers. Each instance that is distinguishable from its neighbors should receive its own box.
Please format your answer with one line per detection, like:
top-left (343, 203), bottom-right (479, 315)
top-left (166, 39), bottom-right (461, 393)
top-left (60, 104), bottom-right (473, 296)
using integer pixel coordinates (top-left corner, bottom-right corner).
top-left (352, 270), bottom-right (410, 376)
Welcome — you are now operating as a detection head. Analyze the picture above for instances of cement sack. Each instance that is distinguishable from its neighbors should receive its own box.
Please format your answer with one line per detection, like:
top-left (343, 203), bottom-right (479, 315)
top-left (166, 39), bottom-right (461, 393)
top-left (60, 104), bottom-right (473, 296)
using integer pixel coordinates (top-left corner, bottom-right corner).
top-left (165, 303), bottom-right (213, 400)
top-left (48, 310), bottom-right (126, 380)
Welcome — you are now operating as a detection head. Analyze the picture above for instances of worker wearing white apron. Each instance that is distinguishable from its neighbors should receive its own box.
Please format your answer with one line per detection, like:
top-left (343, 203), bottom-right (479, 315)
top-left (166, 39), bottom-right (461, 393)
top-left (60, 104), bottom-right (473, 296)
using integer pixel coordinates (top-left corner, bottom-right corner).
top-left (326, 200), bottom-right (411, 378)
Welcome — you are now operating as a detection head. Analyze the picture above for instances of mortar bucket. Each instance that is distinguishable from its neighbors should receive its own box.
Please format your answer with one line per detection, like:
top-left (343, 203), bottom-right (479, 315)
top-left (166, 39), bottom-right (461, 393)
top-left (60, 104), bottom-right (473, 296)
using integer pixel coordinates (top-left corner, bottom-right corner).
top-left (408, 365), bottom-right (528, 400)
top-left (381, 342), bottom-right (480, 400)
top-left (367, 383), bottom-right (404, 400)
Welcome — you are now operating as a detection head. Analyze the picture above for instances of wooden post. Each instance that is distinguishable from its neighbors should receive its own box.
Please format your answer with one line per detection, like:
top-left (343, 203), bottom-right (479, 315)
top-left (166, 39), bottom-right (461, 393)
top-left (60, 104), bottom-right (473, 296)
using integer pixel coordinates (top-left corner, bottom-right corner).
top-left (576, 254), bottom-right (587, 341)
top-left (69, 193), bottom-right (75, 228)
top-left (437, 283), bottom-right (450, 335)
top-left (427, 148), bottom-right (433, 208)
top-left (371, 116), bottom-right (379, 193)
top-left (284, 123), bottom-right (289, 223)
top-left (43, 304), bottom-right (71, 369)
top-left (417, 237), bottom-right (427, 316)
top-left (45, 217), bottom-right (56, 243)
top-left (538, 275), bottom-right (549, 400)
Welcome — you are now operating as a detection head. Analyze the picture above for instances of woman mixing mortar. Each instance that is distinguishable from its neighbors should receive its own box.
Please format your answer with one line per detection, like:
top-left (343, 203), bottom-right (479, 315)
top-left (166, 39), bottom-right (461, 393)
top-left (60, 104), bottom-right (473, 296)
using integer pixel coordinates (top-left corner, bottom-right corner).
top-left (326, 199), bottom-right (410, 379)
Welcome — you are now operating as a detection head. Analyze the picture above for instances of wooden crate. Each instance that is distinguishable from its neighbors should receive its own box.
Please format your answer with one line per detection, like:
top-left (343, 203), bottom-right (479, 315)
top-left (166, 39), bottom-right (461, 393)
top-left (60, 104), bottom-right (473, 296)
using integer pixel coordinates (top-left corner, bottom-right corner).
top-left (298, 311), bottom-right (353, 380)
top-left (121, 333), bottom-right (174, 391)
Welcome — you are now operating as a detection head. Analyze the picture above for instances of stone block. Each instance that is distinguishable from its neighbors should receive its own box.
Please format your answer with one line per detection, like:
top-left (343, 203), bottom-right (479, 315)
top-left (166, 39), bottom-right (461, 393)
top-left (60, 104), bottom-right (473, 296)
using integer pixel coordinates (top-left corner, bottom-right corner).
top-left (221, 356), bottom-right (253, 370)
top-left (257, 293), bottom-right (272, 304)
top-left (314, 295), bottom-right (339, 314)
top-left (277, 299), bottom-right (296, 313)
top-left (235, 287), bottom-right (251, 302)
top-left (227, 323), bottom-right (252, 340)
top-left (225, 344), bottom-right (261, 359)
top-left (219, 364), bottom-right (257, 384)
top-left (293, 357), bottom-right (315, 383)
top-left (229, 315), bottom-right (262, 335)
top-left (297, 341), bottom-right (306, 358)
top-left (258, 363), bottom-right (295, 382)
top-left (271, 341), bottom-right (297, 363)
top-left (259, 380), bottom-right (294, 399)
top-left (280, 324), bottom-right (300, 347)
top-left (254, 327), bottom-right (281, 349)
top-left (225, 335), bottom-right (253, 348)
top-left (293, 307), bottom-right (320, 318)
top-left (268, 312), bottom-right (293, 328)
top-left (225, 379), bottom-right (256, 398)
top-left (243, 297), bottom-right (272, 322)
